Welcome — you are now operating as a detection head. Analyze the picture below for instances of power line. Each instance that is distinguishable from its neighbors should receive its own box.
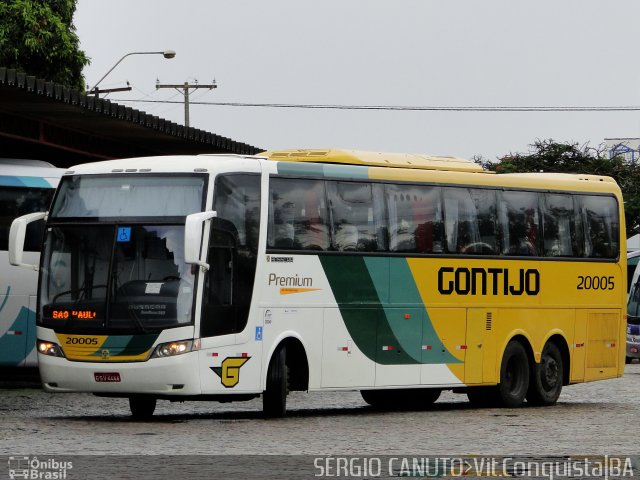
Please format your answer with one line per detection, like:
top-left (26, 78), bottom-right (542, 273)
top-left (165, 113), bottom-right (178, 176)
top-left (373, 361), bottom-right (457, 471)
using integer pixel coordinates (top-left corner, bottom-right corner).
top-left (155, 81), bottom-right (217, 126)
top-left (109, 98), bottom-right (640, 112)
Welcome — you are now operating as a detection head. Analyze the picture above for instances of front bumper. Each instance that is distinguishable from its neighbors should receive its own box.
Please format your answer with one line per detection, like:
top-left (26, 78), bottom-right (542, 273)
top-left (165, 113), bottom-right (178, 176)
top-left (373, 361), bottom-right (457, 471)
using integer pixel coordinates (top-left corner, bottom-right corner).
top-left (38, 351), bottom-right (201, 395)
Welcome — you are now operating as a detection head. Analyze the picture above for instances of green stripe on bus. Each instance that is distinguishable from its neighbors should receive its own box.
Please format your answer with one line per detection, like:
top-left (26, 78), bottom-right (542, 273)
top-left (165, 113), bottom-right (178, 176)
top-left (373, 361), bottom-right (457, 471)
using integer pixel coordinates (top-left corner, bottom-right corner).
top-left (320, 255), bottom-right (460, 365)
top-left (364, 257), bottom-right (460, 364)
top-left (89, 333), bottom-right (159, 357)
top-left (319, 256), bottom-right (418, 365)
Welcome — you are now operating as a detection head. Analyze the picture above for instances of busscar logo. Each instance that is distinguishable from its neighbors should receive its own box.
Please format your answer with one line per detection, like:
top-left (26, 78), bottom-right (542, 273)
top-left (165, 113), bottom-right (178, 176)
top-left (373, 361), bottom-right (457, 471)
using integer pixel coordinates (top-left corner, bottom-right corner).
top-left (266, 255), bottom-right (294, 263)
top-left (211, 357), bottom-right (251, 388)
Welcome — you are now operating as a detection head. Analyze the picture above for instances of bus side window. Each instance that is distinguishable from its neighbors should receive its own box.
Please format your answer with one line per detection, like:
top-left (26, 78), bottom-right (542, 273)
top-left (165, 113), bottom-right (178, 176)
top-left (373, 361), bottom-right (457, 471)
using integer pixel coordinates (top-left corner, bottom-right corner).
top-left (629, 267), bottom-right (640, 318)
top-left (443, 187), bottom-right (485, 255)
top-left (542, 193), bottom-right (583, 257)
top-left (468, 188), bottom-right (499, 255)
top-left (327, 181), bottom-right (386, 252)
top-left (386, 184), bottom-right (443, 254)
top-left (579, 195), bottom-right (619, 259)
top-left (268, 178), bottom-right (330, 251)
top-left (499, 191), bottom-right (540, 256)
top-left (0, 187), bottom-right (54, 252)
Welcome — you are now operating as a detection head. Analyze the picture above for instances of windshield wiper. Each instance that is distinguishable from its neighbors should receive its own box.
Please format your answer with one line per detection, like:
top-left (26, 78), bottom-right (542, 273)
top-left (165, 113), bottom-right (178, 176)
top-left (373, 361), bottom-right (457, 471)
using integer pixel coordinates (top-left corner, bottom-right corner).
top-left (127, 307), bottom-right (148, 334)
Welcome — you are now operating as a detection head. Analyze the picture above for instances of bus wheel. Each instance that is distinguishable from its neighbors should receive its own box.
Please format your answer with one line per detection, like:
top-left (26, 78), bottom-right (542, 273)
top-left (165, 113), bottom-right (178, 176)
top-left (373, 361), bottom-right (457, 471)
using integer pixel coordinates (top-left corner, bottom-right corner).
top-left (129, 396), bottom-right (156, 419)
top-left (496, 340), bottom-right (529, 408)
top-left (360, 390), bottom-right (388, 408)
top-left (263, 346), bottom-right (289, 418)
top-left (626, 356), bottom-right (633, 364)
top-left (526, 342), bottom-right (563, 406)
top-left (361, 389), bottom-right (441, 409)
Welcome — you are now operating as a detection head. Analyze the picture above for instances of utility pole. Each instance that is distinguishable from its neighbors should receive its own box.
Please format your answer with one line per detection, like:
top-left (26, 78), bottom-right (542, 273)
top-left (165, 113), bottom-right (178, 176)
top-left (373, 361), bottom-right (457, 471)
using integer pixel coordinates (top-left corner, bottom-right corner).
top-left (155, 80), bottom-right (217, 127)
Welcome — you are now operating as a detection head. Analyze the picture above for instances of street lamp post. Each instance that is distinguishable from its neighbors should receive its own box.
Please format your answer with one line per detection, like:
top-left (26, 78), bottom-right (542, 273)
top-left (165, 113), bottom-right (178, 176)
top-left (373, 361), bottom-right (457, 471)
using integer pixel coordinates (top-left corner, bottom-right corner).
top-left (88, 50), bottom-right (176, 97)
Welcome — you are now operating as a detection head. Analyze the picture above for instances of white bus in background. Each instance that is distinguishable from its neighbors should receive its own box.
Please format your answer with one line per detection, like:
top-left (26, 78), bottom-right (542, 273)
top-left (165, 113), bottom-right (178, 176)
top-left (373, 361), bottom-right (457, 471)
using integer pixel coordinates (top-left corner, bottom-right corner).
top-left (0, 160), bottom-right (63, 367)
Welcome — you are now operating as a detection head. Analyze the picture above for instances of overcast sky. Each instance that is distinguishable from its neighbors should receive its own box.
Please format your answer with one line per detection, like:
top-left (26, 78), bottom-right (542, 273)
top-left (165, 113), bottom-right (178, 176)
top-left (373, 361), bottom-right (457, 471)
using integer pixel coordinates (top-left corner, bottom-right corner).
top-left (74, 1), bottom-right (640, 160)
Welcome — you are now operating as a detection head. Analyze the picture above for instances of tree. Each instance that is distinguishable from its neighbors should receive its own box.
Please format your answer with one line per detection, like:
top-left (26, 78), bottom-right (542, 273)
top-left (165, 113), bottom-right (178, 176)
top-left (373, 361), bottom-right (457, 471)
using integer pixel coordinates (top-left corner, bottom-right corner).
top-left (478, 139), bottom-right (640, 237)
top-left (0, 0), bottom-right (89, 90)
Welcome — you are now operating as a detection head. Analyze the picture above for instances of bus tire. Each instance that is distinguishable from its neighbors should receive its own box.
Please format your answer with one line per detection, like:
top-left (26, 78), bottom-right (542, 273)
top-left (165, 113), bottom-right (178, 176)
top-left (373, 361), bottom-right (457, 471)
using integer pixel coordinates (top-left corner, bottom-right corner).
top-left (361, 388), bottom-right (441, 409)
top-left (496, 340), bottom-right (529, 408)
top-left (526, 342), bottom-right (563, 406)
top-left (263, 346), bottom-right (289, 418)
top-left (129, 396), bottom-right (156, 419)
top-left (626, 356), bottom-right (633, 365)
top-left (360, 390), bottom-right (389, 408)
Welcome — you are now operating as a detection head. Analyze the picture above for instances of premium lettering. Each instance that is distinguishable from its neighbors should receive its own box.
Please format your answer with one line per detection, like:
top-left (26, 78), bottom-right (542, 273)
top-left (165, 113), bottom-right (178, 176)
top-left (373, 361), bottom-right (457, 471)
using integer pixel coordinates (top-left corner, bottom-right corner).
top-left (268, 273), bottom-right (313, 287)
top-left (438, 267), bottom-right (540, 296)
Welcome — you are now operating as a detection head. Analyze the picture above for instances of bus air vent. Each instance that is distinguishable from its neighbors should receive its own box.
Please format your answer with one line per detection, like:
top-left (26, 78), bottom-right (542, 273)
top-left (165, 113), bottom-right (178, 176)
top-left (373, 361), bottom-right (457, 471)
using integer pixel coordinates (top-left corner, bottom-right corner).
top-left (485, 312), bottom-right (493, 331)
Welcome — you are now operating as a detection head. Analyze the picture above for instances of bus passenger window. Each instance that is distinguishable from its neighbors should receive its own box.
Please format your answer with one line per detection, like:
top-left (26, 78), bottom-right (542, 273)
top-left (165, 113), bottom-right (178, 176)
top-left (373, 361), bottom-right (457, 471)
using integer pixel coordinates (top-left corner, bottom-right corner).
top-left (499, 191), bottom-right (540, 256)
top-left (0, 187), bottom-right (54, 251)
top-left (468, 189), bottom-right (499, 255)
top-left (443, 187), bottom-right (483, 255)
top-left (386, 184), bottom-right (443, 253)
top-left (327, 181), bottom-right (386, 252)
top-left (542, 194), bottom-right (582, 257)
top-left (268, 178), bottom-right (330, 251)
top-left (579, 195), bottom-right (619, 259)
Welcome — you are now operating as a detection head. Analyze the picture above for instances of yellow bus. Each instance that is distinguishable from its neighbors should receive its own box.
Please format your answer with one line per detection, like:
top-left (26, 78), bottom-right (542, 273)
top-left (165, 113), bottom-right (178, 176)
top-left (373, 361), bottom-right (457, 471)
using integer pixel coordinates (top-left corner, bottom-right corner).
top-left (9, 149), bottom-right (626, 418)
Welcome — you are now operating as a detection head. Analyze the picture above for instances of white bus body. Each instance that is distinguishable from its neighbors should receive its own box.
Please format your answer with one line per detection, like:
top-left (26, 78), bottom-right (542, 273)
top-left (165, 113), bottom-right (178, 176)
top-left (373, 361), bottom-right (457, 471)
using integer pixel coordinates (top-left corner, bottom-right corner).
top-left (0, 160), bottom-right (63, 366)
top-left (10, 152), bottom-right (626, 417)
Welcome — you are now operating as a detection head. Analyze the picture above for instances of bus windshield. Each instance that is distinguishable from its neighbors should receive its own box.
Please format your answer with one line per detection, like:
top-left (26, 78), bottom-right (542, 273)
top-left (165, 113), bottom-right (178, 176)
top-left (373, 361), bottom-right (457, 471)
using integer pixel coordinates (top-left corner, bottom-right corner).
top-left (51, 175), bottom-right (204, 218)
top-left (40, 224), bottom-right (194, 332)
top-left (39, 174), bottom-right (205, 333)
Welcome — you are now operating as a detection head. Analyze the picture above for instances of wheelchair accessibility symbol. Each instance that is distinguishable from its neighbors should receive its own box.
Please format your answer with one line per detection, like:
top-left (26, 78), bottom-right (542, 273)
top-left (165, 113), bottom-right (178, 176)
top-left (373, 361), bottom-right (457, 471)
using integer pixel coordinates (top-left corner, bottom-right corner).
top-left (117, 227), bottom-right (131, 242)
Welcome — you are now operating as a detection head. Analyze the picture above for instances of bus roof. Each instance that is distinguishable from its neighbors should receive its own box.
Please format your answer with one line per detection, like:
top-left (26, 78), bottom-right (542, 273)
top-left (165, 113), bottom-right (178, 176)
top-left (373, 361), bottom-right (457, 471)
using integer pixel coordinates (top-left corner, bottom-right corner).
top-left (260, 149), bottom-right (486, 173)
top-left (0, 158), bottom-right (55, 168)
top-left (0, 159), bottom-right (64, 186)
top-left (60, 153), bottom-right (622, 196)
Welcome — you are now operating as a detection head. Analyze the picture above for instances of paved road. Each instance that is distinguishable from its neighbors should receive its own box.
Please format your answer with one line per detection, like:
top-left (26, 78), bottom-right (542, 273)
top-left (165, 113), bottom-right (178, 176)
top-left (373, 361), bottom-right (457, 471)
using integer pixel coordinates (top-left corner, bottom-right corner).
top-left (0, 364), bottom-right (640, 455)
top-left (1, 364), bottom-right (639, 457)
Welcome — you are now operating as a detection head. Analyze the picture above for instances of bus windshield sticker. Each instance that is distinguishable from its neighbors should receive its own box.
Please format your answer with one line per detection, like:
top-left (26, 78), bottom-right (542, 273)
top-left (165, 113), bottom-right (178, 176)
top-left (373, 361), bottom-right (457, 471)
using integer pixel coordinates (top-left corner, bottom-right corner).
top-left (144, 283), bottom-right (163, 294)
top-left (116, 227), bottom-right (131, 242)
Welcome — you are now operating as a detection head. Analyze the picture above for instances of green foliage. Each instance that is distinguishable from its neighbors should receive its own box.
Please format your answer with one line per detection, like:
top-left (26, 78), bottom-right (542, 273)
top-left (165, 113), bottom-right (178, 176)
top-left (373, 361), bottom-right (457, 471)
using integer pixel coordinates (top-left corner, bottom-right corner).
top-left (0, 0), bottom-right (89, 90)
top-left (480, 139), bottom-right (640, 237)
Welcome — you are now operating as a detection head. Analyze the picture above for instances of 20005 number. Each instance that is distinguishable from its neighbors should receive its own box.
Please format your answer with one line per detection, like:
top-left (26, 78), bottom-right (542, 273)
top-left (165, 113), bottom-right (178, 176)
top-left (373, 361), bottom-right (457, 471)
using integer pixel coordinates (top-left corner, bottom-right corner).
top-left (65, 337), bottom-right (99, 345)
top-left (577, 275), bottom-right (614, 290)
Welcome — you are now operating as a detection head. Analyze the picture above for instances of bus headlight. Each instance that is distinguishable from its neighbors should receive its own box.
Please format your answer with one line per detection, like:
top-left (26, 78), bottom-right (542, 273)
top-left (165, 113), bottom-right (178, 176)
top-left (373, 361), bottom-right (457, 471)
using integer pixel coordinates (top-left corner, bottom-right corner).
top-left (151, 340), bottom-right (194, 358)
top-left (37, 340), bottom-right (65, 358)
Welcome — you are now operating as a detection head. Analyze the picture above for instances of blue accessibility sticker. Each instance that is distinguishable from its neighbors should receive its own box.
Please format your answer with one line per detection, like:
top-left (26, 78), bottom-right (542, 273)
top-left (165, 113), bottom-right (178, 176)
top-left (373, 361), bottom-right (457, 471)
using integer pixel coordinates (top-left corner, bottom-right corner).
top-left (255, 326), bottom-right (263, 341)
top-left (117, 227), bottom-right (132, 242)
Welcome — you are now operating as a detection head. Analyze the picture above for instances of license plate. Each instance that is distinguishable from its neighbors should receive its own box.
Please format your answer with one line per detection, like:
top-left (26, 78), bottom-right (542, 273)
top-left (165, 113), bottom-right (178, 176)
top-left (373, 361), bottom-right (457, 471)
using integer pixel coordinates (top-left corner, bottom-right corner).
top-left (94, 372), bottom-right (121, 382)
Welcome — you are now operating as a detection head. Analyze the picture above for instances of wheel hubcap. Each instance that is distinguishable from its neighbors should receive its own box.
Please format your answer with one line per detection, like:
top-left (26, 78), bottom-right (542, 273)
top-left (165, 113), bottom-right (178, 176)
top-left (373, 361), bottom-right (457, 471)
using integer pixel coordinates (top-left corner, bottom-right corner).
top-left (541, 357), bottom-right (559, 390)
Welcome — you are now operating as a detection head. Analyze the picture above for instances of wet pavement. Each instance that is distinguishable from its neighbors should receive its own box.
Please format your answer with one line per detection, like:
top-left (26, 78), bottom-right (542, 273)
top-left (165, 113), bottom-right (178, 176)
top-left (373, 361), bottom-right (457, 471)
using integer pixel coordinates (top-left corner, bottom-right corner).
top-left (1, 364), bottom-right (639, 457)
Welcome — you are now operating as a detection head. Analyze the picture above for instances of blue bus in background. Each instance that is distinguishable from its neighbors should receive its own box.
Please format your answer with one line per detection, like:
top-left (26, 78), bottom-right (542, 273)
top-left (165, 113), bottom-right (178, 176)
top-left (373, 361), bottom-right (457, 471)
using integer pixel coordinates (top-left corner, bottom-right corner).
top-left (0, 160), bottom-right (63, 367)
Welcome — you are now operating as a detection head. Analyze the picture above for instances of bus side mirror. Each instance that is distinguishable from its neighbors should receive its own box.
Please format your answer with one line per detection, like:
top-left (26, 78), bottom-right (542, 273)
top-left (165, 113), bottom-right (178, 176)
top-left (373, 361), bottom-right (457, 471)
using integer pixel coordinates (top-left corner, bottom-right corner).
top-left (185, 210), bottom-right (217, 271)
top-left (9, 212), bottom-right (47, 271)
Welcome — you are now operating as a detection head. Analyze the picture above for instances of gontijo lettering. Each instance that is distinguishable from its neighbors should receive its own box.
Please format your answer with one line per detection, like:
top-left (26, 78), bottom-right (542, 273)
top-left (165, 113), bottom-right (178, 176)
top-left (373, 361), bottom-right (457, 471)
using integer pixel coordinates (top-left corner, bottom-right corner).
top-left (438, 267), bottom-right (540, 296)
